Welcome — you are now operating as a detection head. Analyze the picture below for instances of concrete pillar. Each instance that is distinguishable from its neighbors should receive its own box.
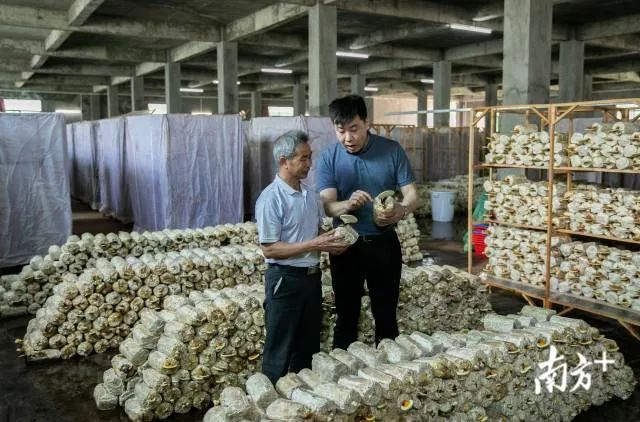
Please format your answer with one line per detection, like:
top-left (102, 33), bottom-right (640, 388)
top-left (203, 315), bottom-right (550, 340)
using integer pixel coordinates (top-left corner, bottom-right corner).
top-left (485, 80), bottom-right (498, 107)
top-left (107, 85), bottom-right (119, 117)
top-left (41, 100), bottom-right (55, 112)
top-left (350, 74), bottom-right (365, 97)
top-left (484, 80), bottom-right (498, 130)
top-left (165, 62), bottom-right (181, 114)
top-left (417, 88), bottom-right (427, 127)
top-left (308, 3), bottom-right (337, 116)
top-left (583, 74), bottom-right (593, 100)
top-left (131, 76), bottom-right (146, 111)
top-left (293, 81), bottom-right (306, 115)
top-left (90, 95), bottom-right (101, 120)
top-left (80, 95), bottom-right (91, 121)
top-left (217, 41), bottom-right (238, 114)
top-left (502, 0), bottom-right (553, 129)
top-left (250, 91), bottom-right (262, 118)
top-left (365, 97), bottom-right (374, 123)
top-left (559, 40), bottom-right (585, 102)
top-left (433, 60), bottom-right (451, 127)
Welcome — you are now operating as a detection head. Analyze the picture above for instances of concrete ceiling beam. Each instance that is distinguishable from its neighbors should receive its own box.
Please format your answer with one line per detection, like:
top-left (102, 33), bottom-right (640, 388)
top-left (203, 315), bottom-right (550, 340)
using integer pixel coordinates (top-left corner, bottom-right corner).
top-left (586, 60), bottom-right (640, 76)
top-left (585, 35), bottom-right (640, 51)
top-left (0, 38), bottom-right (164, 62)
top-left (224, 2), bottom-right (308, 41)
top-left (165, 3), bottom-right (309, 72)
top-left (358, 59), bottom-right (433, 75)
top-left (334, 0), bottom-right (495, 30)
top-left (472, 0), bottom-right (576, 22)
top-left (170, 42), bottom-right (216, 63)
top-left (0, 82), bottom-right (94, 94)
top-left (347, 22), bottom-right (447, 50)
top-left (591, 81), bottom-right (640, 92)
top-left (44, 30), bottom-right (72, 51)
top-left (241, 33), bottom-right (307, 50)
top-left (595, 72), bottom-right (640, 83)
top-left (25, 0), bottom-right (105, 82)
top-left (68, 0), bottom-right (105, 25)
top-left (0, 4), bottom-right (220, 41)
top-left (445, 39), bottom-right (503, 61)
top-left (32, 63), bottom-right (133, 77)
top-left (18, 73), bottom-right (109, 86)
top-left (578, 14), bottom-right (640, 40)
top-left (136, 62), bottom-right (164, 77)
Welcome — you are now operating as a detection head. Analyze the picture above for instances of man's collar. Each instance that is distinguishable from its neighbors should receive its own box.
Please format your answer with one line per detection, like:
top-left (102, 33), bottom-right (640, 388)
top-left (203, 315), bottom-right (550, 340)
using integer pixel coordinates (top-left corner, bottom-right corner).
top-left (275, 174), bottom-right (305, 195)
top-left (351, 131), bottom-right (374, 155)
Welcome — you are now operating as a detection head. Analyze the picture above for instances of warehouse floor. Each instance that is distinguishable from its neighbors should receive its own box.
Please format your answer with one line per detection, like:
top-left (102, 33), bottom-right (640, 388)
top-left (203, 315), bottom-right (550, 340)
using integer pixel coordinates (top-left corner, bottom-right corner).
top-left (0, 210), bottom-right (638, 421)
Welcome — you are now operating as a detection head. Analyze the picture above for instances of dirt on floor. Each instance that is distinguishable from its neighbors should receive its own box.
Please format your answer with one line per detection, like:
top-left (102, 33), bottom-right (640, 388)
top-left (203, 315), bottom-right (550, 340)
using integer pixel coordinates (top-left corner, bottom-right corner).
top-left (0, 211), bottom-right (638, 421)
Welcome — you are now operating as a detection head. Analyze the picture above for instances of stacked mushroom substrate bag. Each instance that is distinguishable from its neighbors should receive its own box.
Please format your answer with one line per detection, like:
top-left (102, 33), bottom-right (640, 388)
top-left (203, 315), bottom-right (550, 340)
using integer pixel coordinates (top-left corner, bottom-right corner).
top-left (20, 245), bottom-right (266, 361)
top-left (320, 265), bottom-right (492, 351)
top-left (0, 223), bottom-right (259, 318)
top-left (485, 124), bottom-right (568, 167)
top-left (483, 176), bottom-right (566, 227)
top-left (482, 226), bottom-right (567, 288)
top-left (205, 305), bottom-right (635, 421)
top-left (374, 191), bottom-right (422, 263)
top-left (569, 122), bottom-right (640, 170)
top-left (561, 184), bottom-right (640, 240)
top-left (554, 241), bottom-right (640, 312)
top-left (94, 285), bottom-right (265, 419)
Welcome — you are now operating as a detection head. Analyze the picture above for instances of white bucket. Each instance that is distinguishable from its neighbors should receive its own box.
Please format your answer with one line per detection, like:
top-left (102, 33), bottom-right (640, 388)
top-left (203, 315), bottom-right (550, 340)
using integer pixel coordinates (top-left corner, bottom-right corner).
top-left (431, 190), bottom-right (457, 222)
top-left (431, 221), bottom-right (455, 240)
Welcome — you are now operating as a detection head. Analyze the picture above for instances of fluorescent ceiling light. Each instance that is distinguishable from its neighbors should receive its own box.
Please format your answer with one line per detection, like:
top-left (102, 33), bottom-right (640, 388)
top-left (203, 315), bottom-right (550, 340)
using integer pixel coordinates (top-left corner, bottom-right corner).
top-left (261, 67), bottom-right (293, 74)
top-left (192, 112), bottom-right (212, 115)
top-left (211, 80), bottom-right (240, 85)
top-left (420, 78), bottom-right (434, 84)
top-left (448, 23), bottom-right (492, 34)
top-left (364, 86), bottom-right (379, 92)
top-left (180, 87), bottom-right (204, 93)
top-left (55, 109), bottom-right (81, 114)
top-left (615, 103), bottom-right (637, 109)
top-left (472, 13), bottom-right (502, 22)
top-left (336, 51), bottom-right (369, 59)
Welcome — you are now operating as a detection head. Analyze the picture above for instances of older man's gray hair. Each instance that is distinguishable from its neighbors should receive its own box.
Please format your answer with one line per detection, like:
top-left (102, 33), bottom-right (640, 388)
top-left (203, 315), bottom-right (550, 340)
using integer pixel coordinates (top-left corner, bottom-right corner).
top-left (273, 130), bottom-right (309, 163)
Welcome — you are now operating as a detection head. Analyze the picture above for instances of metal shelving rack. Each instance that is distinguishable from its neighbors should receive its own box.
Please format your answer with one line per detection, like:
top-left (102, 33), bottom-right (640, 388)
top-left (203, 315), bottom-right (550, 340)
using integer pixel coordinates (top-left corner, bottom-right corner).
top-left (467, 99), bottom-right (640, 341)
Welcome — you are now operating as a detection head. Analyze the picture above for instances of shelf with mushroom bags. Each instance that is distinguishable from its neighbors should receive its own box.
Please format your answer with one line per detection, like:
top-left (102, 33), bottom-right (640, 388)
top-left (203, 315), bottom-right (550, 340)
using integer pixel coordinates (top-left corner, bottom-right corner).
top-left (549, 293), bottom-right (640, 339)
top-left (478, 225), bottom-right (565, 305)
top-left (478, 273), bottom-right (546, 302)
top-left (555, 167), bottom-right (640, 174)
top-left (477, 220), bottom-right (548, 232)
top-left (467, 99), bottom-right (640, 341)
top-left (480, 164), bottom-right (552, 171)
top-left (554, 229), bottom-right (640, 246)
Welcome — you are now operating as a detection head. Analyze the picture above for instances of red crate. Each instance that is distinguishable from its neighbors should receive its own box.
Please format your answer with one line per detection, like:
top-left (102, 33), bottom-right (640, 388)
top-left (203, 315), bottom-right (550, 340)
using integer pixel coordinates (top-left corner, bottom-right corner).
top-left (472, 225), bottom-right (487, 258)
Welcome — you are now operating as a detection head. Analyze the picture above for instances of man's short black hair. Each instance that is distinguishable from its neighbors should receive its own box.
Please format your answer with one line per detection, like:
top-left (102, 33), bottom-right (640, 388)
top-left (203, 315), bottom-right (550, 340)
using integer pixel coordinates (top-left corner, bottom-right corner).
top-left (328, 94), bottom-right (368, 126)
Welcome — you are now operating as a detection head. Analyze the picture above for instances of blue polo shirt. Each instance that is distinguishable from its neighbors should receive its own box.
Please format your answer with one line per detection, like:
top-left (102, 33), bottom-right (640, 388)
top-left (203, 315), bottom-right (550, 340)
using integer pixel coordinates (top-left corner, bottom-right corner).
top-left (255, 175), bottom-right (325, 267)
top-left (316, 132), bottom-right (415, 236)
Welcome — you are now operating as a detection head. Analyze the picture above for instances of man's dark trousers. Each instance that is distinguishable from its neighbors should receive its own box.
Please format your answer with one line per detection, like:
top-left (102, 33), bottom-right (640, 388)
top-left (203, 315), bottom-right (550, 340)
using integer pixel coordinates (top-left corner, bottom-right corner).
top-left (261, 264), bottom-right (322, 384)
top-left (329, 230), bottom-right (402, 350)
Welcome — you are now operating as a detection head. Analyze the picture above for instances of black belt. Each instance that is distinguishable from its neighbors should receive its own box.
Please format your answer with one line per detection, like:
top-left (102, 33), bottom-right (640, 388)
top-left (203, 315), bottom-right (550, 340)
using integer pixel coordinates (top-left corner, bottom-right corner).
top-left (268, 263), bottom-right (321, 275)
top-left (359, 230), bottom-right (396, 243)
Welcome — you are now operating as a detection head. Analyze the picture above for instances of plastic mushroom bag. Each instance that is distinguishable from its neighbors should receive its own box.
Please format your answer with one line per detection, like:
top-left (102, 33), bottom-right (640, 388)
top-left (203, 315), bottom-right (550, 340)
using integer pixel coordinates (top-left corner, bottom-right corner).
top-left (333, 215), bottom-right (359, 246)
top-left (200, 306), bottom-right (636, 421)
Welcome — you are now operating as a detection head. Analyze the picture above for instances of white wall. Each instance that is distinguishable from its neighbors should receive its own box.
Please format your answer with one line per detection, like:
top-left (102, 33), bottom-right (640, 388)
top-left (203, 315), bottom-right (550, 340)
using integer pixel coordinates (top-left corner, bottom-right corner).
top-left (372, 94), bottom-right (467, 127)
top-left (372, 94), bottom-right (417, 125)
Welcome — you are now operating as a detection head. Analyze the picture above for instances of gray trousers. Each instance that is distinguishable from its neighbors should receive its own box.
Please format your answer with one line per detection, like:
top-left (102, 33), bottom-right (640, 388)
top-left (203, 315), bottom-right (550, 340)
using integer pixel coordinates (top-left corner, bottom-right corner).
top-left (261, 265), bottom-right (322, 384)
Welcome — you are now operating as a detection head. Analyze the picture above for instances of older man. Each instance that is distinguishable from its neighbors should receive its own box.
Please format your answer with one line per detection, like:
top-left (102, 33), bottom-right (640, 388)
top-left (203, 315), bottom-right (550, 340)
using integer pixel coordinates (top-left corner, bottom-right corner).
top-left (317, 94), bottom-right (418, 350)
top-left (255, 130), bottom-right (347, 384)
